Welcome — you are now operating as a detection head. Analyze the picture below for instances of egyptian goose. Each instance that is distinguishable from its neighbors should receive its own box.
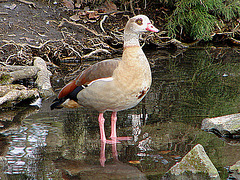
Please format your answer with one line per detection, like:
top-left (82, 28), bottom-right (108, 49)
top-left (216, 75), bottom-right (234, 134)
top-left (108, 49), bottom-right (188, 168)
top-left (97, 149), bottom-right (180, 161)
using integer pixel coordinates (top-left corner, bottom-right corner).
top-left (51, 15), bottom-right (159, 143)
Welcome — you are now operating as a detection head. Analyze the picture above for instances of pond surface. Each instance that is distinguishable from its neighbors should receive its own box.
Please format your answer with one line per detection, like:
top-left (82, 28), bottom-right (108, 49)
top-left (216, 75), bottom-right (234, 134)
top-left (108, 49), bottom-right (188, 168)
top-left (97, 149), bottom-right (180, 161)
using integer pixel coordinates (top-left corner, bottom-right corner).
top-left (1, 46), bottom-right (240, 179)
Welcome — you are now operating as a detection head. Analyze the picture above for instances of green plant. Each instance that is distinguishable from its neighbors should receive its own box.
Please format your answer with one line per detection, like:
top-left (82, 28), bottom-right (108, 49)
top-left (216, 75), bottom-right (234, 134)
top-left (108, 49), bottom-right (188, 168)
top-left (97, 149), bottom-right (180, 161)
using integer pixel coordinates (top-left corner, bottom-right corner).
top-left (166, 0), bottom-right (240, 41)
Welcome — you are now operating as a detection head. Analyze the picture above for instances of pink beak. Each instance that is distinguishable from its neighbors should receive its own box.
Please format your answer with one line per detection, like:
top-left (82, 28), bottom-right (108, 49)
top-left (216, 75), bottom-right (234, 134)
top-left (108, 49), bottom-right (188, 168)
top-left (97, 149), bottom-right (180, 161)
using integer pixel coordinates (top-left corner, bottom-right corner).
top-left (146, 23), bottom-right (159, 32)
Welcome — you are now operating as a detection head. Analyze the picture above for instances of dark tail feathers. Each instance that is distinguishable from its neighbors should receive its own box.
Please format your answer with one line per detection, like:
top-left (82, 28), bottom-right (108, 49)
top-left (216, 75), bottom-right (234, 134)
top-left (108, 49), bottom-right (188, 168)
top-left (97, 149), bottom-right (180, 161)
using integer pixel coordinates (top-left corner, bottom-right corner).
top-left (50, 98), bottom-right (66, 110)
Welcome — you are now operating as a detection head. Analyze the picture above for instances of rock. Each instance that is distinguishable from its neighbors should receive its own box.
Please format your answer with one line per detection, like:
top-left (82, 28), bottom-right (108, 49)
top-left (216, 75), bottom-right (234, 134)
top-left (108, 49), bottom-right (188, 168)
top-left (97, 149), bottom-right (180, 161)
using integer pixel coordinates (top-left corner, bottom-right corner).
top-left (229, 160), bottom-right (240, 180)
top-left (230, 160), bottom-right (240, 172)
top-left (163, 144), bottom-right (220, 180)
top-left (201, 113), bottom-right (240, 137)
top-left (34, 57), bottom-right (55, 98)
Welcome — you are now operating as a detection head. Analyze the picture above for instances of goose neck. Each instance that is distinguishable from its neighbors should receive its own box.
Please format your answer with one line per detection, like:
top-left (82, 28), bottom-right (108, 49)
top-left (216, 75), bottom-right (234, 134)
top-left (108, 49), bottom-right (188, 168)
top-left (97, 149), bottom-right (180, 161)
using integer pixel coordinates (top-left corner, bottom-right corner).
top-left (123, 32), bottom-right (140, 48)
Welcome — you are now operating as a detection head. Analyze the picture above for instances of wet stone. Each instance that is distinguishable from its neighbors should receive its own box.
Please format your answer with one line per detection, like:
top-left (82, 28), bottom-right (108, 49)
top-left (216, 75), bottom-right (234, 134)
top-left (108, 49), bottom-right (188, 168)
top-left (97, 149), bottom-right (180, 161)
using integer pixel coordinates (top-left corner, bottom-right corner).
top-left (201, 113), bottom-right (240, 137)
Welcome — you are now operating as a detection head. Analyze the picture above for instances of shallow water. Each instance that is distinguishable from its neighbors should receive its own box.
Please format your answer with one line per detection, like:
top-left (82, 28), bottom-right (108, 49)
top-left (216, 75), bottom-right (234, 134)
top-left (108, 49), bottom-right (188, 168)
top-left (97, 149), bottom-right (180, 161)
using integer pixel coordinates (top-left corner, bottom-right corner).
top-left (1, 46), bottom-right (240, 179)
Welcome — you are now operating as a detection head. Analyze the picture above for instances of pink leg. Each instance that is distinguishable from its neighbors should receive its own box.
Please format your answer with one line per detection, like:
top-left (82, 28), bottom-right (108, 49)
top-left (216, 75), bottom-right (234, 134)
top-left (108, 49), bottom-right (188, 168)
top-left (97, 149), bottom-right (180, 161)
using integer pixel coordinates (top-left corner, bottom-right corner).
top-left (110, 112), bottom-right (117, 140)
top-left (99, 113), bottom-right (119, 144)
top-left (98, 113), bottom-right (106, 142)
top-left (110, 112), bottom-right (132, 141)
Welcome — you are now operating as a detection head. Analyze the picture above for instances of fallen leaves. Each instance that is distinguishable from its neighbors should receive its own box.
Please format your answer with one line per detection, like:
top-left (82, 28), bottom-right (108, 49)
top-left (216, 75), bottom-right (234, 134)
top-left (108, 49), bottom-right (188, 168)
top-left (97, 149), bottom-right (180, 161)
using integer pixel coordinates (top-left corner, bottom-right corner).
top-left (87, 11), bottom-right (99, 20)
top-left (64, 0), bottom-right (118, 23)
top-left (70, 11), bottom-right (99, 22)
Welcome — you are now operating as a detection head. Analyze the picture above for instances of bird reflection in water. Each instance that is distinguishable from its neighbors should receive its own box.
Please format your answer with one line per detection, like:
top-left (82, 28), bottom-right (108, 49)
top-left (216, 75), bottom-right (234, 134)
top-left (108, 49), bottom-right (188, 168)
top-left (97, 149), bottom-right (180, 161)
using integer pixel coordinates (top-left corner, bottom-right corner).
top-left (53, 141), bottom-right (147, 179)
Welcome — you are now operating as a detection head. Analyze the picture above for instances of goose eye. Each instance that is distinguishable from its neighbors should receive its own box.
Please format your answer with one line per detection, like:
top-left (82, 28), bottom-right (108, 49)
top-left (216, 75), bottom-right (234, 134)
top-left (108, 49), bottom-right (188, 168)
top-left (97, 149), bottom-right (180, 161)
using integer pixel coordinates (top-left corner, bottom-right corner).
top-left (135, 18), bottom-right (143, 25)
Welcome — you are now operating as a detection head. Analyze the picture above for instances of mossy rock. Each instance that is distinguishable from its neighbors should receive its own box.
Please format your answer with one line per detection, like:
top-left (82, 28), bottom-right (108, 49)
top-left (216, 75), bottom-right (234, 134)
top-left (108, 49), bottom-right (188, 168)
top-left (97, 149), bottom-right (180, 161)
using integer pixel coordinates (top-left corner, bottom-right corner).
top-left (164, 144), bottom-right (220, 179)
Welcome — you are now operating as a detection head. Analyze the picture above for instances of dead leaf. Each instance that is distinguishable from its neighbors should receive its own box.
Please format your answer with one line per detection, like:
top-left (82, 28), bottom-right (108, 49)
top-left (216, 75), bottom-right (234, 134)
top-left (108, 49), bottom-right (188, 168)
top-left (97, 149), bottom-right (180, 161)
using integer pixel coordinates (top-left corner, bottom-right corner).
top-left (97, 1), bottom-right (117, 13)
top-left (128, 160), bottom-right (140, 164)
top-left (75, 0), bottom-right (81, 8)
top-left (70, 14), bottom-right (80, 22)
top-left (86, 11), bottom-right (99, 20)
top-left (159, 150), bottom-right (171, 154)
top-left (78, 11), bottom-right (86, 16)
top-left (84, 7), bottom-right (90, 11)
top-left (62, 0), bottom-right (74, 10)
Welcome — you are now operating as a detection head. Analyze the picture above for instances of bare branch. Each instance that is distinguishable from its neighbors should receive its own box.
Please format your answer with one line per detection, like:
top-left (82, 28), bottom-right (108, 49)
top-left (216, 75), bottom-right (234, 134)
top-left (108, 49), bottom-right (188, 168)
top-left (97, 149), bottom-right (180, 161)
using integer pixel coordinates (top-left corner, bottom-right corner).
top-left (81, 49), bottom-right (111, 59)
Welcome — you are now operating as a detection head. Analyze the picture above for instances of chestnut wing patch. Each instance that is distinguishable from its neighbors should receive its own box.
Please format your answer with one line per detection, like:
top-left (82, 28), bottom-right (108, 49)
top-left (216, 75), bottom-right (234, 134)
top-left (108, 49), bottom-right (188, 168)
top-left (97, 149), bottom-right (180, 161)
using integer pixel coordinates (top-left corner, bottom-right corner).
top-left (57, 59), bottom-right (120, 100)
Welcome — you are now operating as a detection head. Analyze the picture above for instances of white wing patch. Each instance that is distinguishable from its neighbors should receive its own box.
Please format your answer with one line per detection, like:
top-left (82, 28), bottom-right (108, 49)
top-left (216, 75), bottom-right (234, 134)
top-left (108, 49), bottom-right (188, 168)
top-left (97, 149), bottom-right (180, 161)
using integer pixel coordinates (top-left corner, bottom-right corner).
top-left (87, 77), bottom-right (114, 86)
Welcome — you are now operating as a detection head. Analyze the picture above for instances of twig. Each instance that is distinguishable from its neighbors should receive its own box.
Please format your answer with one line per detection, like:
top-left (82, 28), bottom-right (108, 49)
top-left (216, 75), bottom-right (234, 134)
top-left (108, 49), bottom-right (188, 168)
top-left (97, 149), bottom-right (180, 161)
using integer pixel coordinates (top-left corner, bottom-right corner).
top-left (0, 62), bottom-right (7, 66)
top-left (100, 15), bottom-right (108, 34)
top-left (229, 37), bottom-right (240, 45)
top-left (28, 27), bottom-right (46, 37)
top-left (6, 54), bottom-right (16, 63)
top-left (17, 0), bottom-right (36, 8)
top-left (1, 42), bottom-right (19, 50)
top-left (81, 49), bottom-right (111, 59)
top-left (130, 0), bottom-right (135, 15)
top-left (44, 54), bottom-right (51, 62)
top-left (59, 18), bottom-right (101, 37)
top-left (61, 40), bottom-right (82, 58)
top-left (1, 40), bottom-right (61, 50)
top-left (25, 40), bottom-right (61, 49)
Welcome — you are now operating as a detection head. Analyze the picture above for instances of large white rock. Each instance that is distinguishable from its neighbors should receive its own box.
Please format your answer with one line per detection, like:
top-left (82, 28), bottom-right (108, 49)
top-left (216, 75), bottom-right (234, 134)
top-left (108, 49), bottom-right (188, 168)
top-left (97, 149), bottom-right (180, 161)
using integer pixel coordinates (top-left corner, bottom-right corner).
top-left (202, 113), bottom-right (240, 136)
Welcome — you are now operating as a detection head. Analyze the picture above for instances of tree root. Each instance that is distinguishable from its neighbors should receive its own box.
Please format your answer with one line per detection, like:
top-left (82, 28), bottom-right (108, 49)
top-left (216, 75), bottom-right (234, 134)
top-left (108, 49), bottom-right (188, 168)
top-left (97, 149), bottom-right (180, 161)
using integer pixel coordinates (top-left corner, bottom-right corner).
top-left (0, 57), bottom-right (55, 107)
top-left (81, 49), bottom-right (111, 59)
top-left (0, 84), bottom-right (39, 106)
top-left (34, 57), bottom-right (55, 97)
top-left (0, 66), bottom-right (39, 84)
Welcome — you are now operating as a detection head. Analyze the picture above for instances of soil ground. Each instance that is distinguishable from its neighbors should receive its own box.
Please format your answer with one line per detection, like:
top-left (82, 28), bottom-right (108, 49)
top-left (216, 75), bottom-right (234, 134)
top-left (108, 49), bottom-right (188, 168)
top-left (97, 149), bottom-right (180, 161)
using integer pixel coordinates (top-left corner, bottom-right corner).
top-left (0, 0), bottom-right (123, 66)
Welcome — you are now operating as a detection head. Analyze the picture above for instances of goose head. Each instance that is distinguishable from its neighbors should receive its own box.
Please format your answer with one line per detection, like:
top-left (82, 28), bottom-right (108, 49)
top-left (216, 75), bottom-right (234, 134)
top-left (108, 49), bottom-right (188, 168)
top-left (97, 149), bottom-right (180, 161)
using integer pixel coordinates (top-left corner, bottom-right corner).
top-left (124, 15), bottom-right (159, 34)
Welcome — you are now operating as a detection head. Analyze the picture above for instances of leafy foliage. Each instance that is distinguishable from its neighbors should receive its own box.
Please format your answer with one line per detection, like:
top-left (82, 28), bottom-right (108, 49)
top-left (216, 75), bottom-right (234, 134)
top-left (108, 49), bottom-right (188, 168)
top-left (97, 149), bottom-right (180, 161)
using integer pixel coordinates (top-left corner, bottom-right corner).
top-left (165, 0), bottom-right (240, 41)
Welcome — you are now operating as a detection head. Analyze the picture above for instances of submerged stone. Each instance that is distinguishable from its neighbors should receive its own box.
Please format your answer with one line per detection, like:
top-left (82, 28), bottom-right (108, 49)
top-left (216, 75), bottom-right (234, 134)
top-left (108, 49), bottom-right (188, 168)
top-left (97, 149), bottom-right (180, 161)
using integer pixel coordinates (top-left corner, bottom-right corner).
top-left (163, 144), bottom-right (220, 180)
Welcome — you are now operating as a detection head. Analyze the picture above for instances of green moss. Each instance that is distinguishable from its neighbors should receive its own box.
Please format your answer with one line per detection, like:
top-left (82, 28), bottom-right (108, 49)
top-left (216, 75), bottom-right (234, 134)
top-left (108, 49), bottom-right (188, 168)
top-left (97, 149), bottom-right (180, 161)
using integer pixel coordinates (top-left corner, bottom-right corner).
top-left (0, 74), bottom-right (11, 84)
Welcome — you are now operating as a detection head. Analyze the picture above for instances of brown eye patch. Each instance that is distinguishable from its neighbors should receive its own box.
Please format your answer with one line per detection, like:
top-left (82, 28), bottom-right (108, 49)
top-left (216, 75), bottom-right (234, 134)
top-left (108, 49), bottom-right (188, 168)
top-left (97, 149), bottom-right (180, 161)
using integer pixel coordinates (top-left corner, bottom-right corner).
top-left (135, 18), bottom-right (143, 25)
